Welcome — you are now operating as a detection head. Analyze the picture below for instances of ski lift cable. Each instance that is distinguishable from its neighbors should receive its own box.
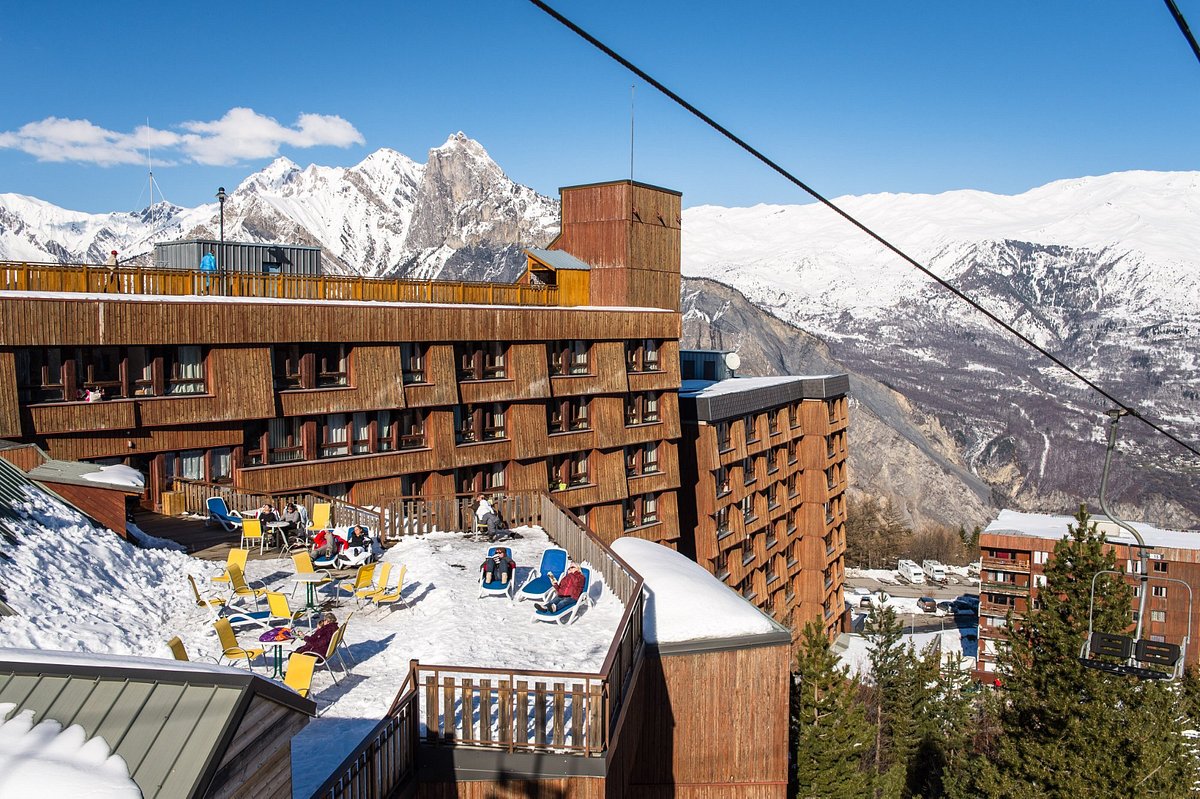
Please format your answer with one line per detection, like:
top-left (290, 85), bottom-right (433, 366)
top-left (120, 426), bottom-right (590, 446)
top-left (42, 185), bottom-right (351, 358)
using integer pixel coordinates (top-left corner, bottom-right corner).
top-left (528, 0), bottom-right (1200, 461)
top-left (1162, 0), bottom-right (1200, 68)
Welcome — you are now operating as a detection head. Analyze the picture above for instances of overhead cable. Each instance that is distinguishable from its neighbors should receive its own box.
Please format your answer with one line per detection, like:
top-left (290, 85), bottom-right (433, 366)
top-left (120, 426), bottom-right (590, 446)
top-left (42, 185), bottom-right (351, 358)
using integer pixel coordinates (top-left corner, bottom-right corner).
top-left (1162, 0), bottom-right (1200, 68)
top-left (527, 0), bottom-right (1200, 461)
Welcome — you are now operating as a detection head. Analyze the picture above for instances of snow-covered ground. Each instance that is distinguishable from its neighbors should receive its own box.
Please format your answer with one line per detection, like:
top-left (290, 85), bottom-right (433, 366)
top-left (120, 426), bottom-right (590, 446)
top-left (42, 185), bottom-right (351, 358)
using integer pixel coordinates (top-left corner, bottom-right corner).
top-left (838, 627), bottom-right (971, 676)
top-left (0, 485), bottom-right (623, 798)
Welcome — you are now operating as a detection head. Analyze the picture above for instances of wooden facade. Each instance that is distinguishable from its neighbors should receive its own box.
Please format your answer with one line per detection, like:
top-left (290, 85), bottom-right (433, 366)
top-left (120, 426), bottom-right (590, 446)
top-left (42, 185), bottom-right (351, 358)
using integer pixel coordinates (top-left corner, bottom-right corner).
top-left (978, 522), bottom-right (1200, 676)
top-left (679, 387), bottom-right (850, 642)
top-left (36, 479), bottom-right (133, 535)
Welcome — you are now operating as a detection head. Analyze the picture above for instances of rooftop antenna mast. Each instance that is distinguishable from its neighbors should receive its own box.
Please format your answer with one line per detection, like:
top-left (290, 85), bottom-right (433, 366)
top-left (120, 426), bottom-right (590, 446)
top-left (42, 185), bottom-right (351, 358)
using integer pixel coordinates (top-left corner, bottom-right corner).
top-left (629, 84), bottom-right (636, 182)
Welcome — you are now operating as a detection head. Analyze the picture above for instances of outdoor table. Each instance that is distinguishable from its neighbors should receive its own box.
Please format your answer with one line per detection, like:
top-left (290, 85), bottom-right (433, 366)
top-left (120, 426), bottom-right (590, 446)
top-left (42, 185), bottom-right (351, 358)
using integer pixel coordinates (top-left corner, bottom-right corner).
top-left (265, 521), bottom-right (290, 550)
top-left (258, 628), bottom-right (300, 680)
top-left (294, 572), bottom-right (328, 614)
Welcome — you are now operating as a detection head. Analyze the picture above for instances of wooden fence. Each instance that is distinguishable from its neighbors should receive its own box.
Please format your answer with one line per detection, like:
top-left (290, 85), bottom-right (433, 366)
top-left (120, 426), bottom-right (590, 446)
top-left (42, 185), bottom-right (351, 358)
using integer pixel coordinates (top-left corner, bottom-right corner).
top-left (0, 260), bottom-right (563, 307)
top-left (169, 478), bottom-right (382, 532)
top-left (309, 680), bottom-right (419, 799)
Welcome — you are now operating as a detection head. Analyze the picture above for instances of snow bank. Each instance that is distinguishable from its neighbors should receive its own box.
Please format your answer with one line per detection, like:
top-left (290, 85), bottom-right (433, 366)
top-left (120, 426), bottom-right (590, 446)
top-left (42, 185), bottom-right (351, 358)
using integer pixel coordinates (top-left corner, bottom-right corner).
top-left (80, 464), bottom-right (145, 490)
top-left (0, 703), bottom-right (140, 798)
top-left (0, 484), bottom-right (214, 655)
top-left (126, 521), bottom-right (186, 551)
top-left (611, 537), bottom-right (779, 644)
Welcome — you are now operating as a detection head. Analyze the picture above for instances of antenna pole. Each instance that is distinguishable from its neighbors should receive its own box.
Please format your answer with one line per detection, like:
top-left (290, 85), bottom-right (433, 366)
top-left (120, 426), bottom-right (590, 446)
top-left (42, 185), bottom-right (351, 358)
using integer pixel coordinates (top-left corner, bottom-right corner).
top-left (629, 84), bottom-right (635, 182)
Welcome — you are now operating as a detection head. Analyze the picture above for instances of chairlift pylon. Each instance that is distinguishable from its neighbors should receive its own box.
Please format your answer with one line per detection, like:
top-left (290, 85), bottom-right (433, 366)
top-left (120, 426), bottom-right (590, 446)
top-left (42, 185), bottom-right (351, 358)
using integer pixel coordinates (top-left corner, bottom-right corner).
top-left (1077, 410), bottom-right (1191, 680)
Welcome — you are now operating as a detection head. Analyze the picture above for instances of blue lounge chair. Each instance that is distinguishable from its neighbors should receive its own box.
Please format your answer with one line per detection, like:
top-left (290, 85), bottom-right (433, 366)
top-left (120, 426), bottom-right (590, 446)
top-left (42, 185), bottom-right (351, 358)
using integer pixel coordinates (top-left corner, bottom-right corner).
top-left (206, 496), bottom-right (243, 532)
top-left (479, 546), bottom-right (516, 599)
top-left (531, 568), bottom-right (592, 625)
top-left (517, 546), bottom-right (568, 603)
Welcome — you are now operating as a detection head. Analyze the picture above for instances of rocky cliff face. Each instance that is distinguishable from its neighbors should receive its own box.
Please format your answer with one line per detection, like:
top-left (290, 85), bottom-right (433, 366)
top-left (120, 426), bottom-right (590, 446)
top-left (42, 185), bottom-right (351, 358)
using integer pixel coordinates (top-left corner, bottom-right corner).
top-left (682, 277), bottom-right (997, 530)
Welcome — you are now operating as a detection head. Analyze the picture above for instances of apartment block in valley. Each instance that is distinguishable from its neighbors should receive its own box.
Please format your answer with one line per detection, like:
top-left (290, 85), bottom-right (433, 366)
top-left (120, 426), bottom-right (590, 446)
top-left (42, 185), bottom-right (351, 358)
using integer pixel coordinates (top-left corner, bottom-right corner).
top-left (978, 509), bottom-right (1200, 676)
top-left (677, 351), bottom-right (851, 640)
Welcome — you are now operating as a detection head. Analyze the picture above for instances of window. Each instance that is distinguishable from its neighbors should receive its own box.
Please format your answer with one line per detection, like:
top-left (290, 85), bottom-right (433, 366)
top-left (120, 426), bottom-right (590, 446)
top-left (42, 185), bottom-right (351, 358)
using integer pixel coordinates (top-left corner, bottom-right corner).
top-left (768, 410), bottom-right (780, 435)
top-left (273, 344), bottom-right (349, 390)
top-left (1153, 585), bottom-right (1168, 598)
top-left (623, 493), bottom-right (659, 529)
top-left (210, 448), bottom-right (233, 482)
top-left (787, 441), bottom-right (798, 464)
top-left (321, 413), bottom-right (349, 458)
top-left (716, 421), bottom-right (732, 452)
top-left (740, 494), bottom-right (756, 523)
top-left (396, 410), bottom-right (426, 450)
top-left (766, 484), bottom-right (779, 508)
top-left (625, 443), bottom-right (661, 477)
top-left (744, 414), bottom-right (759, 443)
top-left (457, 342), bottom-right (507, 381)
top-left (548, 397), bottom-right (590, 434)
top-left (1153, 561), bottom-right (1169, 573)
top-left (625, 339), bottom-right (662, 372)
top-left (1151, 610), bottom-right (1167, 623)
top-left (548, 340), bottom-right (590, 376)
top-left (714, 466), bottom-right (731, 495)
top-left (742, 456), bottom-right (757, 485)
top-left (456, 404), bottom-right (507, 444)
top-left (767, 447), bottom-right (781, 474)
top-left (549, 451), bottom-right (590, 489)
top-left (400, 344), bottom-right (427, 384)
top-left (457, 463), bottom-right (506, 494)
top-left (715, 506), bottom-right (731, 536)
top-left (625, 392), bottom-right (661, 425)
top-left (787, 473), bottom-right (799, 498)
top-left (15, 346), bottom-right (207, 402)
top-left (351, 413), bottom-right (373, 455)
top-left (169, 450), bottom-right (205, 481)
top-left (165, 448), bottom-right (229, 483)
top-left (788, 402), bottom-right (799, 429)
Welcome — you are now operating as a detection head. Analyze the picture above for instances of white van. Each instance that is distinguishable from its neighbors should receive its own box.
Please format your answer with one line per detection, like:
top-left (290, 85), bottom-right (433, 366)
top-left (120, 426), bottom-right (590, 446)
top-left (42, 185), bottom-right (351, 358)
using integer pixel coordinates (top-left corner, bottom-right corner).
top-left (897, 559), bottom-right (925, 584)
top-left (923, 560), bottom-right (947, 584)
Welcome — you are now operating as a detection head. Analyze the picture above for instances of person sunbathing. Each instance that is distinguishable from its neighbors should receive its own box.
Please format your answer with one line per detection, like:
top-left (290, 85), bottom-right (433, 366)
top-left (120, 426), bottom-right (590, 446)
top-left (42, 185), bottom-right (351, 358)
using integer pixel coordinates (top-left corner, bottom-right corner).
top-left (536, 563), bottom-right (584, 613)
top-left (481, 549), bottom-right (515, 585)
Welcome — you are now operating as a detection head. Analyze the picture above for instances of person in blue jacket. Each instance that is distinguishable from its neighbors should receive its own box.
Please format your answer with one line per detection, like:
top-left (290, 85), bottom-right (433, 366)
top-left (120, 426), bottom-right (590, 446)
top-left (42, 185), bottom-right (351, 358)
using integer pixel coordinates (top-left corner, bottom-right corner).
top-left (200, 251), bottom-right (217, 294)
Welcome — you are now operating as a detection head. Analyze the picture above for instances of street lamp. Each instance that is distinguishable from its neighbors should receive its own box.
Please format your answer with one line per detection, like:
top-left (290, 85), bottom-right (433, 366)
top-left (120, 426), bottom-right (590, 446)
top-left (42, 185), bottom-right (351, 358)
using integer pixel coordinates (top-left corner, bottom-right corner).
top-left (215, 186), bottom-right (227, 269)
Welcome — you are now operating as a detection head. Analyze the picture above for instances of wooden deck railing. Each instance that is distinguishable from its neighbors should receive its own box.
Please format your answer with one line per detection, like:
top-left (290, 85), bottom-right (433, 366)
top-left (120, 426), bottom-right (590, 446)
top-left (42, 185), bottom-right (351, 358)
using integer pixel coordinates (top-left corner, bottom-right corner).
top-left (169, 478), bottom-right (382, 532)
top-left (380, 491), bottom-right (543, 541)
top-left (309, 678), bottom-right (419, 799)
top-left (0, 260), bottom-right (562, 307)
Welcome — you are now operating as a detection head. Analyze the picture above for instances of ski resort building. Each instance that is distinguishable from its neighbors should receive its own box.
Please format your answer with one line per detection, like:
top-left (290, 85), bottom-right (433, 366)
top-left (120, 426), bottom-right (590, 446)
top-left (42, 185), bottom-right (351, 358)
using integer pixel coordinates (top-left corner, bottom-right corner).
top-left (677, 352), bottom-right (850, 640)
top-left (977, 509), bottom-right (1200, 676)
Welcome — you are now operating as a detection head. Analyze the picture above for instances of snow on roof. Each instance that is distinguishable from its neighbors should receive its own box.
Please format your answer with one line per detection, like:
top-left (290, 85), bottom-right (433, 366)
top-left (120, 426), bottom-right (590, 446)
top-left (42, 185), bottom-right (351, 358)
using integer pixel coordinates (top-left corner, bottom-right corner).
top-left (0, 703), bottom-right (140, 799)
top-left (680, 375), bottom-right (817, 398)
top-left (83, 464), bottom-right (146, 490)
top-left (610, 537), bottom-right (782, 645)
top-left (985, 509), bottom-right (1200, 551)
top-left (28, 460), bottom-right (144, 492)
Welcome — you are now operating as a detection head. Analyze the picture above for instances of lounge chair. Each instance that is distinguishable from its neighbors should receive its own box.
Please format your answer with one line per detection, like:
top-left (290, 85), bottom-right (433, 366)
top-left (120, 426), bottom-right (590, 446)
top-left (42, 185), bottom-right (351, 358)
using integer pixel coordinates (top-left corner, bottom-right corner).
top-left (167, 635), bottom-right (218, 663)
top-left (240, 518), bottom-right (266, 554)
top-left (371, 565), bottom-right (409, 611)
top-left (351, 562), bottom-right (391, 606)
top-left (310, 613), bottom-right (354, 684)
top-left (517, 546), bottom-right (568, 603)
top-left (211, 548), bottom-right (249, 587)
top-left (307, 502), bottom-right (332, 534)
top-left (284, 652), bottom-right (319, 699)
top-left (214, 618), bottom-right (264, 670)
top-left (531, 568), bottom-right (593, 625)
top-left (188, 575), bottom-right (226, 620)
top-left (226, 562), bottom-right (268, 610)
top-left (206, 496), bottom-right (243, 532)
top-left (290, 552), bottom-right (332, 601)
top-left (479, 546), bottom-right (516, 599)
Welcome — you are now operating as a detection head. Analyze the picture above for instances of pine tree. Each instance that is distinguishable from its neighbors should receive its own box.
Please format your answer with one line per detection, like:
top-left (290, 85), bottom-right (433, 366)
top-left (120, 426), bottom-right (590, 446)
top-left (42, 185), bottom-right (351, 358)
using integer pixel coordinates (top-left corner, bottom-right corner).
top-left (970, 505), bottom-right (1200, 798)
top-left (792, 620), bottom-right (873, 799)
top-left (864, 605), bottom-right (926, 799)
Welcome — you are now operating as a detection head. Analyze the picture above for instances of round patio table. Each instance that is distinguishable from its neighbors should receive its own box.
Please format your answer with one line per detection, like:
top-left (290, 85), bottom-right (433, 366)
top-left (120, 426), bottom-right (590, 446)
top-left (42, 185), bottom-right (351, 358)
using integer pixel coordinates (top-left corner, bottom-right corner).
top-left (258, 628), bottom-right (300, 679)
top-left (293, 572), bottom-right (328, 615)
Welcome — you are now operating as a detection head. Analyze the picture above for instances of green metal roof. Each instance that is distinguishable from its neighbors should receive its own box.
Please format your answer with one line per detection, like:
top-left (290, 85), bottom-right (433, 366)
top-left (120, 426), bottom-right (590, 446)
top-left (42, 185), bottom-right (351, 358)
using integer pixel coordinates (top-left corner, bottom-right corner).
top-left (0, 649), bottom-right (314, 798)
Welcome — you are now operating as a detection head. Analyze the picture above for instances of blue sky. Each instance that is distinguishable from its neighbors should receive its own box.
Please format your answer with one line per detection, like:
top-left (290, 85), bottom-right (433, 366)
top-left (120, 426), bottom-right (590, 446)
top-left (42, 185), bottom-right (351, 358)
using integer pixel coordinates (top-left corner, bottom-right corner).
top-left (3, 1), bottom-right (1199, 212)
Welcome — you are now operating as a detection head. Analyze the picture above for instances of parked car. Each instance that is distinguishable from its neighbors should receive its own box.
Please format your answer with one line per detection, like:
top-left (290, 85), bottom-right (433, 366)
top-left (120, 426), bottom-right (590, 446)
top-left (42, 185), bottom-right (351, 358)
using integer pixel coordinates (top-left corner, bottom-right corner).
top-left (917, 596), bottom-right (938, 613)
top-left (860, 589), bottom-right (891, 608)
top-left (937, 601), bottom-right (955, 615)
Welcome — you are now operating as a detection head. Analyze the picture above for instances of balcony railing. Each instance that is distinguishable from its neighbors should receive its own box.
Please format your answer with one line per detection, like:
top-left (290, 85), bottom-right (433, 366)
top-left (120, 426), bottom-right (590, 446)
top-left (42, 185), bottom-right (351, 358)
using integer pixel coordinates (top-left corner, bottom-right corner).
top-left (980, 580), bottom-right (1031, 597)
top-left (980, 600), bottom-right (1025, 620)
top-left (981, 556), bottom-right (1031, 573)
top-left (0, 260), bottom-right (562, 307)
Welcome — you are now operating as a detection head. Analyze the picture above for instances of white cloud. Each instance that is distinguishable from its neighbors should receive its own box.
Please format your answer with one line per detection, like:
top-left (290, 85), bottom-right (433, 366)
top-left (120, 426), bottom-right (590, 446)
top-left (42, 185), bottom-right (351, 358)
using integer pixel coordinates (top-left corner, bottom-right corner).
top-left (0, 108), bottom-right (364, 167)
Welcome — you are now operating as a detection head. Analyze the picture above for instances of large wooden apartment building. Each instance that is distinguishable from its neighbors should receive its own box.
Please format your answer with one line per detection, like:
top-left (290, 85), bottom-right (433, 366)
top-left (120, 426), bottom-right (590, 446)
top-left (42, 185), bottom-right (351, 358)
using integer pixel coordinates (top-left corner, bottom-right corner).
top-left (0, 178), bottom-right (850, 638)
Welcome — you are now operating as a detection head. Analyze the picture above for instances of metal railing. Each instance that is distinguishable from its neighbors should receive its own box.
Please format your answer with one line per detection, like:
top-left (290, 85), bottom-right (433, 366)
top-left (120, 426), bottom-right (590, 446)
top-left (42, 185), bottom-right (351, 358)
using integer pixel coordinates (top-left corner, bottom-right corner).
top-left (0, 260), bottom-right (563, 307)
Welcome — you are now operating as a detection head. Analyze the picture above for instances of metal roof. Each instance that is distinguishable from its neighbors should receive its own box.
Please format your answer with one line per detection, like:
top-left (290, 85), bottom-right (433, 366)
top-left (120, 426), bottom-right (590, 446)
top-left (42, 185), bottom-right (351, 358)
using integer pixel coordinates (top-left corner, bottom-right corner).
top-left (28, 459), bottom-right (142, 493)
top-left (526, 248), bottom-right (593, 272)
top-left (679, 374), bottom-right (850, 422)
top-left (153, 238), bottom-right (323, 252)
top-left (0, 649), bottom-right (314, 799)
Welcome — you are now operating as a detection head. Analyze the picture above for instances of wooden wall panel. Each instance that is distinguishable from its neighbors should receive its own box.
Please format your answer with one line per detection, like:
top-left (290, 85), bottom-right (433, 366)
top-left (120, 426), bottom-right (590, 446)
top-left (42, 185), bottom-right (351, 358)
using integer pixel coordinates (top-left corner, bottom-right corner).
top-left (38, 481), bottom-right (129, 535)
top-left (416, 778), bottom-right (604, 799)
top-left (458, 344), bottom-right (549, 405)
top-left (404, 345), bottom-right (459, 408)
top-left (549, 342), bottom-right (628, 398)
top-left (589, 397), bottom-right (626, 448)
top-left (140, 346), bottom-right (275, 427)
top-left (237, 448), bottom-right (436, 494)
top-left (349, 475), bottom-right (407, 507)
top-left (0, 443), bottom-right (46, 471)
top-left (632, 183), bottom-right (682, 234)
top-left (561, 182), bottom-right (632, 224)
top-left (628, 647), bottom-right (789, 797)
top-left (281, 345), bottom-right (406, 416)
top-left (0, 350), bottom-right (21, 437)
top-left (0, 298), bottom-right (679, 347)
top-left (29, 398), bottom-right (137, 436)
top-left (544, 428), bottom-right (592, 457)
top-left (585, 503), bottom-right (624, 545)
top-left (45, 424), bottom-right (245, 461)
top-left (507, 459), bottom-right (548, 494)
top-left (594, 448), bottom-right (631, 504)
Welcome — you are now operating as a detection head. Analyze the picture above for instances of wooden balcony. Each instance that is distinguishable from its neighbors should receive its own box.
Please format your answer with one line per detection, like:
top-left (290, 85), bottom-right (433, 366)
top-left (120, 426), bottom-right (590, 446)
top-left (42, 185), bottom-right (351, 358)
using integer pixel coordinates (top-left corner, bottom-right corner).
top-left (980, 600), bottom-right (1024, 620)
top-left (981, 556), bottom-right (1031, 573)
top-left (980, 580), bottom-right (1030, 597)
top-left (0, 260), bottom-right (563, 308)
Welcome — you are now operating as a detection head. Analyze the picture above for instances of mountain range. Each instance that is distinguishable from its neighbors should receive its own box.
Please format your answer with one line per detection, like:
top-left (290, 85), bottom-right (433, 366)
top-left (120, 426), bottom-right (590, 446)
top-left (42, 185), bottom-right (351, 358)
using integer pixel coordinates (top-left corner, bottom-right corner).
top-left (1, 137), bottom-right (1196, 529)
